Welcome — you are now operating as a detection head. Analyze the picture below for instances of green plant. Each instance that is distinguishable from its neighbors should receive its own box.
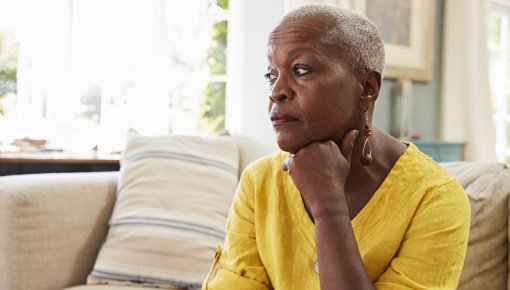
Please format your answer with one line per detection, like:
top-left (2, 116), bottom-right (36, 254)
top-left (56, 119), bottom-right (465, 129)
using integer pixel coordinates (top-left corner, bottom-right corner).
top-left (0, 29), bottom-right (18, 97)
top-left (202, 82), bottom-right (226, 133)
top-left (0, 29), bottom-right (18, 118)
top-left (201, 1), bottom-right (228, 134)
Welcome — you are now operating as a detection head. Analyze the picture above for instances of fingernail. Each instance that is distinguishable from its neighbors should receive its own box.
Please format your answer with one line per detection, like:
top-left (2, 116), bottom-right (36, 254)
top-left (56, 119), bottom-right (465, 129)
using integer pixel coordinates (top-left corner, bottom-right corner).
top-left (355, 130), bottom-right (359, 138)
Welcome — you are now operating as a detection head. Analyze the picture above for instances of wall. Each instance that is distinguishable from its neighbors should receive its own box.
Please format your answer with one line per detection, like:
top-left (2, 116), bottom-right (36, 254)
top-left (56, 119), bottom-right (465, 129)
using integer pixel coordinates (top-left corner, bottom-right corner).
top-left (226, 0), bottom-right (444, 145)
top-left (374, 0), bottom-right (444, 141)
top-left (225, 0), bottom-right (283, 146)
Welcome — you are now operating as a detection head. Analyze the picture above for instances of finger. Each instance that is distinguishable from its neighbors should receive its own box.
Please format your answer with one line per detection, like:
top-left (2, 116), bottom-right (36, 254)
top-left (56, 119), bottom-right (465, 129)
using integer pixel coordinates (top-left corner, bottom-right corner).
top-left (339, 129), bottom-right (359, 161)
top-left (282, 156), bottom-right (293, 172)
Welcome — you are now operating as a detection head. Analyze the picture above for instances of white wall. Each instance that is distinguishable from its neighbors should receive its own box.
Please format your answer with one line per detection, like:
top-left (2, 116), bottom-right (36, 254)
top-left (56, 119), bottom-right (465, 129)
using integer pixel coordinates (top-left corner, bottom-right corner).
top-left (225, 0), bottom-right (284, 146)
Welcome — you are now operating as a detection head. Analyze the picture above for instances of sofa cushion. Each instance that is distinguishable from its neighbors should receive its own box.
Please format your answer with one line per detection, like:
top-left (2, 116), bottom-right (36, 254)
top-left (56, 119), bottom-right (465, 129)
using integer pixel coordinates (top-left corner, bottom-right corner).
top-left (227, 132), bottom-right (277, 175)
top-left (0, 172), bottom-right (118, 290)
top-left (441, 162), bottom-right (510, 290)
top-left (87, 134), bottom-right (239, 289)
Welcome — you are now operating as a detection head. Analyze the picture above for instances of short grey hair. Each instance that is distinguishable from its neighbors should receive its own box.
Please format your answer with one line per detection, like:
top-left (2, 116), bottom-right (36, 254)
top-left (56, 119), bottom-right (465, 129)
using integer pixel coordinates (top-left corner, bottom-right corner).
top-left (281, 4), bottom-right (385, 76)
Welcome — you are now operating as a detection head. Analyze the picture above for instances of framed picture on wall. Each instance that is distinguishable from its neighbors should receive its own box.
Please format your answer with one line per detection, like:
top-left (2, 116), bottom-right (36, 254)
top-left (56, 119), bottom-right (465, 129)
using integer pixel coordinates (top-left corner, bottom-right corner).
top-left (284, 0), bottom-right (436, 82)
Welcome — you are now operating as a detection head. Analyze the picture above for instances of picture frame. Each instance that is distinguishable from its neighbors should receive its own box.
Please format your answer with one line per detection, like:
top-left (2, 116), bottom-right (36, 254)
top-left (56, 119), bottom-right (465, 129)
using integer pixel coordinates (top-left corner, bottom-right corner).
top-left (284, 0), bottom-right (436, 82)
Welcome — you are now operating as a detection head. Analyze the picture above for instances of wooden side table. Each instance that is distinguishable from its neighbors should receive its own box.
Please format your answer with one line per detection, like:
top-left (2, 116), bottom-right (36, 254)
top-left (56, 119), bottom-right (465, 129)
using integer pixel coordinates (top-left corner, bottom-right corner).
top-left (0, 151), bottom-right (120, 176)
top-left (413, 141), bottom-right (465, 162)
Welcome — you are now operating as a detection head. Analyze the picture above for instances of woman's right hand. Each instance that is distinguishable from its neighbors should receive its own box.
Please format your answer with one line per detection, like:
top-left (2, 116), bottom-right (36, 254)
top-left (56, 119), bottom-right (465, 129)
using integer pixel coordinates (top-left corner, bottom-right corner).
top-left (282, 129), bottom-right (358, 219)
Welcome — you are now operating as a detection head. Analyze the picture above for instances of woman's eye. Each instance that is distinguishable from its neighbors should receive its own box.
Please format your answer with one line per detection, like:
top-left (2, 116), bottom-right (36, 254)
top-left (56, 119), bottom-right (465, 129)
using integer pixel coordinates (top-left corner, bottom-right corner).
top-left (264, 72), bottom-right (277, 82)
top-left (295, 67), bottom-right (310, 76)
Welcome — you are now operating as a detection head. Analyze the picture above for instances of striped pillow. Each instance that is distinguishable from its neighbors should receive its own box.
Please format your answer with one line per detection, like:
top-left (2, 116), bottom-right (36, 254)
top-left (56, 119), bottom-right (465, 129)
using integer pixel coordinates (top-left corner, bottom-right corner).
top-left (88, 134), bottom-right (239, 289)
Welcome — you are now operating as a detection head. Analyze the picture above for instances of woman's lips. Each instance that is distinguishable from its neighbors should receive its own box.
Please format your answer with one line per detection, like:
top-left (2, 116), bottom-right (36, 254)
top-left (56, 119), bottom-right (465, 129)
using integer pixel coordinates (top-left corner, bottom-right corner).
top-left (270, 112), bottom-right (299, 126)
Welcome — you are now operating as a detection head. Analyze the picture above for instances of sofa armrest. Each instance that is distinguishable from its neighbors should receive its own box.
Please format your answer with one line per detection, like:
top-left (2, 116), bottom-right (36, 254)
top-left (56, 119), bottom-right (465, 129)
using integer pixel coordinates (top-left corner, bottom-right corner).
top-left (0, 171), bottom-right (118, 290)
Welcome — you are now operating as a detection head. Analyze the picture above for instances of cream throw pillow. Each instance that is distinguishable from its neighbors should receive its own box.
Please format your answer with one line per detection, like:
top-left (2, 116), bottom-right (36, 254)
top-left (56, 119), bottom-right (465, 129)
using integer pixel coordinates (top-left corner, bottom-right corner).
top-left (88, 134), bottom-right (239, 289)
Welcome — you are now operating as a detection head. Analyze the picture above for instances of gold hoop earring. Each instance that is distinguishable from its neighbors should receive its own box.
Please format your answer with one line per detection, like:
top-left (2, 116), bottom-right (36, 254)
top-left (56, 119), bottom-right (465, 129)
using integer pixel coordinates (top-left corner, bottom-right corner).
top-left (360, 112), bottom-right (373, 166)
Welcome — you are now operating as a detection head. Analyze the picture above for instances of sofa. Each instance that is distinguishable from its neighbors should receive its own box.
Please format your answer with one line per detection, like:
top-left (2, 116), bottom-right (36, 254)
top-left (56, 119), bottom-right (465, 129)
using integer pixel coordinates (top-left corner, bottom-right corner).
top-left (0, 134), bottom-right (509, 290)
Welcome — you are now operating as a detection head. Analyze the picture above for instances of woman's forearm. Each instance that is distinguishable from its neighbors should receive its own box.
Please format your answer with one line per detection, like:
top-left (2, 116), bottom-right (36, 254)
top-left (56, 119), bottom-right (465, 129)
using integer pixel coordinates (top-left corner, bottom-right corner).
top-left (314, 200), bottom-right (375, 290)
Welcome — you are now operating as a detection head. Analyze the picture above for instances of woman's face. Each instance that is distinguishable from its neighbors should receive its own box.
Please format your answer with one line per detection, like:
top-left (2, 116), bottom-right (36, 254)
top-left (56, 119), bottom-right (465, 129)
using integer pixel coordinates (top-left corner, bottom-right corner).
top-left (266, 18), bottom-right (364, 154)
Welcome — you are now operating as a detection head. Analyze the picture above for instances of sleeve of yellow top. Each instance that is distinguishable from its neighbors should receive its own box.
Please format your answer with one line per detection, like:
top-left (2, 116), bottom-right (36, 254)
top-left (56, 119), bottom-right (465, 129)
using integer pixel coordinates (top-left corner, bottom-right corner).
top-left (202, 169), bottom-right (271, 290)
top-left (375, 180), bottom-right (471, 290)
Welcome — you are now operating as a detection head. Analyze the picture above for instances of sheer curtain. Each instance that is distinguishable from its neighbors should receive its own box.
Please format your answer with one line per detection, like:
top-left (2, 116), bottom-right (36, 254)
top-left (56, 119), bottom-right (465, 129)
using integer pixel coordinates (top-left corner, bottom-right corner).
top-left (9, 0), bottom-right (212, 151)
top-left (440, 0), bottom-right (497, 161)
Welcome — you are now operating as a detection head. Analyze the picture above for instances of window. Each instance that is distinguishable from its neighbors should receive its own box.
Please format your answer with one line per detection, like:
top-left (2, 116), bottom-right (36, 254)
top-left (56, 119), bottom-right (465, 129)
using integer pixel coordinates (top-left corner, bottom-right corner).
top-left (489, 0), bottom-right (510, 164)
top-left (0, 29), bottom-right (18, 127)
top-left (0, 0), bottom-right (228, 153)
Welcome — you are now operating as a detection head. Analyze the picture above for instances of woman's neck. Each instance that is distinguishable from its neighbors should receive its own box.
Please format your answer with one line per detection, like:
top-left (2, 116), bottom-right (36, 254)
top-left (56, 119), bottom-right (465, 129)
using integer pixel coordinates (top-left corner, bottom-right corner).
top-left (345, 128), bottom-right (407, 194)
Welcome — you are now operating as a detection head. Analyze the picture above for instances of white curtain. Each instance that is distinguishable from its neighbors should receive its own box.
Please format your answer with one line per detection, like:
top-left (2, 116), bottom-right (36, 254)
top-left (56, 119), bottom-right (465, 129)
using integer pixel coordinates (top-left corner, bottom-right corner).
top-left (440, 0), bottom-right (497, 161)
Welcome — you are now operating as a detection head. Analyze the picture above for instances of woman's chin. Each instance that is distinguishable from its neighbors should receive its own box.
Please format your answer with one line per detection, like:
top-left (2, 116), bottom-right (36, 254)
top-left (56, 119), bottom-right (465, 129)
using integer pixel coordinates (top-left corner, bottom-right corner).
top-left (276, 138), bottom-right (301, 155)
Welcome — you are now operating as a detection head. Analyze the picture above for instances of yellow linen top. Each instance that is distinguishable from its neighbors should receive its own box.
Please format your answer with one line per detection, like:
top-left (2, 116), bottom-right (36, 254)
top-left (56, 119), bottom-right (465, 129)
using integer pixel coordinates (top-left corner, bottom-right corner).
top-left (203, 143), bottom-right (470, 290)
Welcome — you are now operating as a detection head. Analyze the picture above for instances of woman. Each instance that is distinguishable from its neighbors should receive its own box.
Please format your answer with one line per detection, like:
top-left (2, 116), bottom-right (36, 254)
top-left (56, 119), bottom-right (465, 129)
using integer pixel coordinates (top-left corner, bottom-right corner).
top-left (203, 5), bottom-right (470, 290)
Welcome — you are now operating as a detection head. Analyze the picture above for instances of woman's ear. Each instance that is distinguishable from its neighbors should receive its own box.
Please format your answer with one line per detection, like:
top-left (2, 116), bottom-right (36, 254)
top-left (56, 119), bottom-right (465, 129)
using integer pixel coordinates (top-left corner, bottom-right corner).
top-left (359, 70), bottom-right (382, 108)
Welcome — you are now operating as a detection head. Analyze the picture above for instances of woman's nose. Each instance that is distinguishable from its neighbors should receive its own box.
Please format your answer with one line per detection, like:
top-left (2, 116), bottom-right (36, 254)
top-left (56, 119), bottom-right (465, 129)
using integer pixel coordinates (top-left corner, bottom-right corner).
top-left (269, 93), bottom-right (287, 103)
top-left (269, 76), bottom-right (292, 103)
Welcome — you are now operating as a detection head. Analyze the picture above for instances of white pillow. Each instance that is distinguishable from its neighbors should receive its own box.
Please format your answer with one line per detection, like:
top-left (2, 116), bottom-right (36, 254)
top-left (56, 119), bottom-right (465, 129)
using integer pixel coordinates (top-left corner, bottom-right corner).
top-left (88, 133), bottom-right (239, 289)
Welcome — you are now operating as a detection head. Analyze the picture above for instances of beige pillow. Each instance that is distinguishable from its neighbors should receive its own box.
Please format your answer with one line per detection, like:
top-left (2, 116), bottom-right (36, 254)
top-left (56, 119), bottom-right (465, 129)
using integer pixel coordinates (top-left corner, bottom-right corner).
top-left (88, 133), bottom-right (239, 289)
top-left (441, 162), bottom-right (510, 290)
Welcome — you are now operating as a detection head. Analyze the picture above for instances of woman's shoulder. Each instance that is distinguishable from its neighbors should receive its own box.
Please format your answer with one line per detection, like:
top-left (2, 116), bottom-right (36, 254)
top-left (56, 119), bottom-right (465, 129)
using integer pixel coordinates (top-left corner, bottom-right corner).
top-left (356, 142), bottom-right (469, 239)
top-left (378, 142), bottom-right (467, 208)
top-left (236, 151), bottom-right (296, 207)
top-left (397, 142), bottom-right (459, 185)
